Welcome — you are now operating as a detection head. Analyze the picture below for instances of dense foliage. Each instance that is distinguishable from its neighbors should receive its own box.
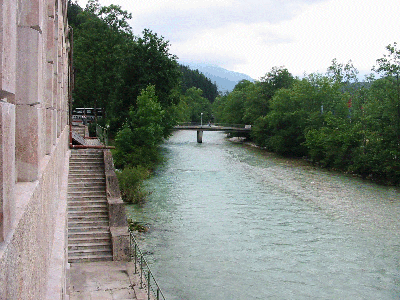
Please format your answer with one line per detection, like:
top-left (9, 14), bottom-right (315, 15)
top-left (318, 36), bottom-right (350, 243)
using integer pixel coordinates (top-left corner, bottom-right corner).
top-left (179, 65), bottom-right (219, 103)
top-left (214, 49), bottom-right (400, 185)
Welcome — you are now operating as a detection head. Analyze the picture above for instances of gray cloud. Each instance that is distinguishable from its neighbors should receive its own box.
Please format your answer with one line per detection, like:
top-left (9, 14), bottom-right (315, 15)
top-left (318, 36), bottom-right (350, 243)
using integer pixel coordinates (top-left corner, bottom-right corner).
top-left (130, 0), bottom-right (326, 42)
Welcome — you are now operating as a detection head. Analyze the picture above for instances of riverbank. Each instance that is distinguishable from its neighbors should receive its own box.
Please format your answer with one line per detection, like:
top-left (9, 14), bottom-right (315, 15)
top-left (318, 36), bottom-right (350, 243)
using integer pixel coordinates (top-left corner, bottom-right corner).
top-left (228, 136), bottom-right (400, 186)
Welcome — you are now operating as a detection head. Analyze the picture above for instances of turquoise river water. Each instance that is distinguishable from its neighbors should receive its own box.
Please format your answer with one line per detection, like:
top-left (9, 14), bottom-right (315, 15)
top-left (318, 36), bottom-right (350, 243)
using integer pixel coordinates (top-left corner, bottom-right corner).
top-left (126, 130), bottom-right (400, 300)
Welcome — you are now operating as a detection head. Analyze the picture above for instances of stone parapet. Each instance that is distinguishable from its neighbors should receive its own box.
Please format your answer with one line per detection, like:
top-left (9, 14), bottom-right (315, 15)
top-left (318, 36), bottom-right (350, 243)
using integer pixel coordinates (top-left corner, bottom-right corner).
top-left (103, 150), bottom-right (129, 261)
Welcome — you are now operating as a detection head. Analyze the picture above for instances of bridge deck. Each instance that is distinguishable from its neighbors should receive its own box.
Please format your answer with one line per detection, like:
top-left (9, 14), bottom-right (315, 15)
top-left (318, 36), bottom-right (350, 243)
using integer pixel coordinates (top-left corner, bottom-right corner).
top-left (173, 125), bottom-right (251, 132)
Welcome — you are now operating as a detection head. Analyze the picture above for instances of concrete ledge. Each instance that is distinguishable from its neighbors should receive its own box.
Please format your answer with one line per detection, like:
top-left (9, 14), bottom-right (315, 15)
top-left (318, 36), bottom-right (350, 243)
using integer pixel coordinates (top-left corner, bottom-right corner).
top-left (110, 227), bottom-right (130, 261)
top-left (104, 150), bottom-right (126, 227)
top-left (103, 150), bottom-right (129, 261)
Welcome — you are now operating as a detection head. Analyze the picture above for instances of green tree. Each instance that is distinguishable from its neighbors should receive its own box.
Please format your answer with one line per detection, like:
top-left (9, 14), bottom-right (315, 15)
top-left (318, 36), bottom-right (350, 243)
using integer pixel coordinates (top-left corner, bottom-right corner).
top-left (114, 86), bottom-right (165, 168)
top-left (182, 87), bottom-right (212, 123)
top-left (112, 29), bottom-right (180, 131)
top-left (71, 1), bottom-right (132, 126)
top-left (373, 42), bottom-right (400, 141)
top-left (244, 67), bottom-right (295, 126)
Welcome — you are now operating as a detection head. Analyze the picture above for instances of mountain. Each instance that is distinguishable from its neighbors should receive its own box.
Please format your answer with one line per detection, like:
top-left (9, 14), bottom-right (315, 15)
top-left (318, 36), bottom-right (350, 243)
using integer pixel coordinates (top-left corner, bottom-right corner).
top-left (181, 62), bottom-right (254, 93)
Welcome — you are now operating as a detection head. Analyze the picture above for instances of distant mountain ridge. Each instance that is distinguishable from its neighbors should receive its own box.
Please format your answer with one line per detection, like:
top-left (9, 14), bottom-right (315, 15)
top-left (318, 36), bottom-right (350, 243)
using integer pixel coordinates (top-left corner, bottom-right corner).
top-left (181, 62), bottom-right (254, 93)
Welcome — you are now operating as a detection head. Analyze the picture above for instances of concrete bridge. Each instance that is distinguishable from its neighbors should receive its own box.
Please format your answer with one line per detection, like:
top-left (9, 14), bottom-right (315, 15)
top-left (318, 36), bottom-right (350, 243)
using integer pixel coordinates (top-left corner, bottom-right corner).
top-left (173, 124), bottom-right (251, 143)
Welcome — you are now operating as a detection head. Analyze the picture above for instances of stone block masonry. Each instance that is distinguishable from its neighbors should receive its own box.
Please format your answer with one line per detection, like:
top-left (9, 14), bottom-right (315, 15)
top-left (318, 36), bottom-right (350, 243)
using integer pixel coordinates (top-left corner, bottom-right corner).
top-left (0, 0), bottom-right (71, 299)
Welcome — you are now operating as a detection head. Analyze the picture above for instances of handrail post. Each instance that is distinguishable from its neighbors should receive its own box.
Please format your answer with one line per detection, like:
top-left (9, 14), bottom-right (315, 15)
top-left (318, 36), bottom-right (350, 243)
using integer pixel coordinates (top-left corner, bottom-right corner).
top-left (148, 271), bottom-right (151, 300)
top-left (134, 244), bottom-right (137, 274)
top-left (140, 256), bottom-right (143, 289)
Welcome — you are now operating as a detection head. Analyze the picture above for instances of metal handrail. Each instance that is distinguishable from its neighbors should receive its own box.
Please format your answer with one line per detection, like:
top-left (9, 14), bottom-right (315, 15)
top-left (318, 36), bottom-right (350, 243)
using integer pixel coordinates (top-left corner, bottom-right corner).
top-left (129, 230), bottom-right (166, 300)
top-left (176, 122), bottom-right (250, 128)
top-left (95, 124), bottom-right (109, 145)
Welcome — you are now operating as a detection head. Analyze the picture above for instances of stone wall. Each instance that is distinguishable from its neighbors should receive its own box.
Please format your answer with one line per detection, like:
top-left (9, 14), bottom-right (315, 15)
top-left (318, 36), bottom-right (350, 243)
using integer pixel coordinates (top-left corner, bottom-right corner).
top-left (0, 0), bottom-right (71, 299)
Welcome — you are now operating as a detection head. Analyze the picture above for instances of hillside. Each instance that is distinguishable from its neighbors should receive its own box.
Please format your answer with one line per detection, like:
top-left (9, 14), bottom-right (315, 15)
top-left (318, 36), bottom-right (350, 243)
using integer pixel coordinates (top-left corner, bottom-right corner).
top-left (181, 62), bottom-right (254, 93)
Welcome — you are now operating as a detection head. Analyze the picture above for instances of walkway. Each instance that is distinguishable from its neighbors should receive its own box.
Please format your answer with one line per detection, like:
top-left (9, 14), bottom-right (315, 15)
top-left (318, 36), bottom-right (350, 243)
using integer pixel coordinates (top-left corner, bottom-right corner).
top-left (68, 261), bottom-right (154, 300)
top-left (174, 124), bottom-right (251, 132)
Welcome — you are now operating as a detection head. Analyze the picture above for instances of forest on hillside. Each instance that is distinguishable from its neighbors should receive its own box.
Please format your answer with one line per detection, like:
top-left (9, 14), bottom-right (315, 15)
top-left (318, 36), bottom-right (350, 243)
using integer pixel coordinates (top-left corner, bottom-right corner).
top-left (69, 0), bottom-right (400, 195)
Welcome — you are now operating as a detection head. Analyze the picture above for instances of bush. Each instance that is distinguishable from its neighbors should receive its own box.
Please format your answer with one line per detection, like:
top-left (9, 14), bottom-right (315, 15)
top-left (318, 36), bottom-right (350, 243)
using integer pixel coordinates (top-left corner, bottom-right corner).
top-left (116, 166), bottom-right (150, 204)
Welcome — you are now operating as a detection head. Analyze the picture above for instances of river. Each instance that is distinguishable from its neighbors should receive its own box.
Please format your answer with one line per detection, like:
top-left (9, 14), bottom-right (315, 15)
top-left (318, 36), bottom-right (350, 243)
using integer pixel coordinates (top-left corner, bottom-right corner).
top-left (126, 130), bottom-right (400, 299)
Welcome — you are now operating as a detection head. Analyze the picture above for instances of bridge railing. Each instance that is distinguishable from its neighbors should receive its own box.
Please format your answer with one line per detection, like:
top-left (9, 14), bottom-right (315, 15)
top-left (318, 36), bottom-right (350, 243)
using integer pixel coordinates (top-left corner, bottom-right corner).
top-left (175, 122), bottom-right (250, 128)
top-left (129, 230), bottom-right (166, 300)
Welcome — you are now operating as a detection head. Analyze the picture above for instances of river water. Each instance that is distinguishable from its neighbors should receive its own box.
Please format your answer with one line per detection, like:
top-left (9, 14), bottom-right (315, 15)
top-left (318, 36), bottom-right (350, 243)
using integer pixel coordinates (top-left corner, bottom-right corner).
top-left (126, 130), bottom-right (400, 299)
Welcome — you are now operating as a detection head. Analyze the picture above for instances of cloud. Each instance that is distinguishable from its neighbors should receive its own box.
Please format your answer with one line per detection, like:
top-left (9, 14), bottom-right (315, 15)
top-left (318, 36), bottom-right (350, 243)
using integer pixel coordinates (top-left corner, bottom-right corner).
top-left (75, 0), bottom-right (400, 80)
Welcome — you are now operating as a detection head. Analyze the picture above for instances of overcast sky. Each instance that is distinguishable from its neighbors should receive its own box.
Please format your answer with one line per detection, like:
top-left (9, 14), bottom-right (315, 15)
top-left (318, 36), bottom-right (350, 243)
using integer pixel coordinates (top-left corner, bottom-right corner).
top-left (75, 0), bottom-right (399, 80)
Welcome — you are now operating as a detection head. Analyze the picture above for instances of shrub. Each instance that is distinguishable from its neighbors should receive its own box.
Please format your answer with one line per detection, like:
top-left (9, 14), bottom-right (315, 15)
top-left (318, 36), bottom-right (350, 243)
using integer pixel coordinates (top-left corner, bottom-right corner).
top-left (116, 166), bottom-right (150, 204)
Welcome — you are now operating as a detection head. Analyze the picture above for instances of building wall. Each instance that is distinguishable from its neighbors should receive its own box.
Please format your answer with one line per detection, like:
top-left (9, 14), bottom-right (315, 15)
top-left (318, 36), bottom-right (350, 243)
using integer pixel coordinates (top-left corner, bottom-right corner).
top-left (0, 0), bottom-right (71, 299)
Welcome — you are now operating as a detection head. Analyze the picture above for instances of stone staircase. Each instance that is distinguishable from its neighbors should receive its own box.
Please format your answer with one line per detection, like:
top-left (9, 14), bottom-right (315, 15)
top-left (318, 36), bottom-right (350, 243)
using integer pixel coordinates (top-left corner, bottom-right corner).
top-left (73, 125), bottom-right (86, 138)
top-left (67, 149), bottom-right (113, 263)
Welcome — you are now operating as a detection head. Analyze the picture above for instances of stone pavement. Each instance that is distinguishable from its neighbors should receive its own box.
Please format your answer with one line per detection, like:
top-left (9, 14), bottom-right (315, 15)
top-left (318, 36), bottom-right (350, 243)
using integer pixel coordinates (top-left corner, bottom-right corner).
top-left (68, 261), bottom-right (154, 300)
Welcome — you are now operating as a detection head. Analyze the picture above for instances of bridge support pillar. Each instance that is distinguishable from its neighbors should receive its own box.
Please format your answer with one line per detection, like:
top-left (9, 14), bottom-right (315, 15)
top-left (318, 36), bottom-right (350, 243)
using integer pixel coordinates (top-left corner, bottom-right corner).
top-left (197, 130), bottom-right (203, 143)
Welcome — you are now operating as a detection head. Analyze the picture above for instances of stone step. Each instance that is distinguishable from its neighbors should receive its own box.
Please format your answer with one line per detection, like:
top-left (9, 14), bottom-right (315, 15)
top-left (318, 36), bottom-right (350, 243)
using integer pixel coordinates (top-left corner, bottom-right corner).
top-left (70, 160), bottom-right (104, 165)
top-left (71, 151), bottom-right (102, 154)
top-left (68, 173), bottom-right (105, 178)
top-left (68, 214), bottom-right (109, 222)
top-left (68, 174), bottom-right (104, 179)
top-left (69, 166), bottom-right (104, 172)
top-left (69, 166), bottom-right (104, 171)
top-left (68, 191), bottom-right (106, 197)
top-left (68, 224), bottom-right (110, 233)
top-left (69, 153), bottom-right (104, 162)
top-left (68, 254), bottom-right (113, 263)
top-left (68, 230), bottom-right (111, 239)
top-left (70, 157), bottom-right (103, 161)
top-left (68, 207), bottom-right (108, 214)
top-left (68, 166), bottom-right (104, 170)
top-left (68, 187), bottom-right (105, 193)
top-left (68, 178), bottom-right (105, 183)
top-left (68, 197), bottom-right (108, 207)
top-left (69, 209), bottom-right (108, 216)
top-left (68, 248), bottom-right (112, 258)
top-left (68, 184), bottom-right (106, 190)
top-left (70, 156), bottom-right (103, 161)
top-left (68, 235), bottom-right (111, 245)
top-left (69, 177), bottom-right (105, 182)
top-left (69, 173), bottom-right (105, 177)
top-left (69, 183), bottom-right (105, 188)
top-left (68, 171), bottom-right (105, 176)
top-left (68, 242), bottom-right (112, 251)
top-left (68, 195), bottom-right (107, 201)
top-left (68, 220), bottom-right (109, 228)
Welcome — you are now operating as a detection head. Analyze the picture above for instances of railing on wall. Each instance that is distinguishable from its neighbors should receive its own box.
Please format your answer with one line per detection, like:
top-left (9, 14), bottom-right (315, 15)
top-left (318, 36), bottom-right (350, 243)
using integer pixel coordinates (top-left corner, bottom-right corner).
top-left (129, 230), bottom-right (166, 300)
top-left (95, 124), bottom-right (109, 146)
top-left (176, 122), bottom-right (249, 128)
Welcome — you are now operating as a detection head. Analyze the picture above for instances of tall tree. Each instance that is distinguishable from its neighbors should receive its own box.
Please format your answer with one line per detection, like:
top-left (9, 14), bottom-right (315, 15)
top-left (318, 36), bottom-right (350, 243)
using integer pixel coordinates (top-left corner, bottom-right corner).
top-left (373, 42), bottom-right (400, 141)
